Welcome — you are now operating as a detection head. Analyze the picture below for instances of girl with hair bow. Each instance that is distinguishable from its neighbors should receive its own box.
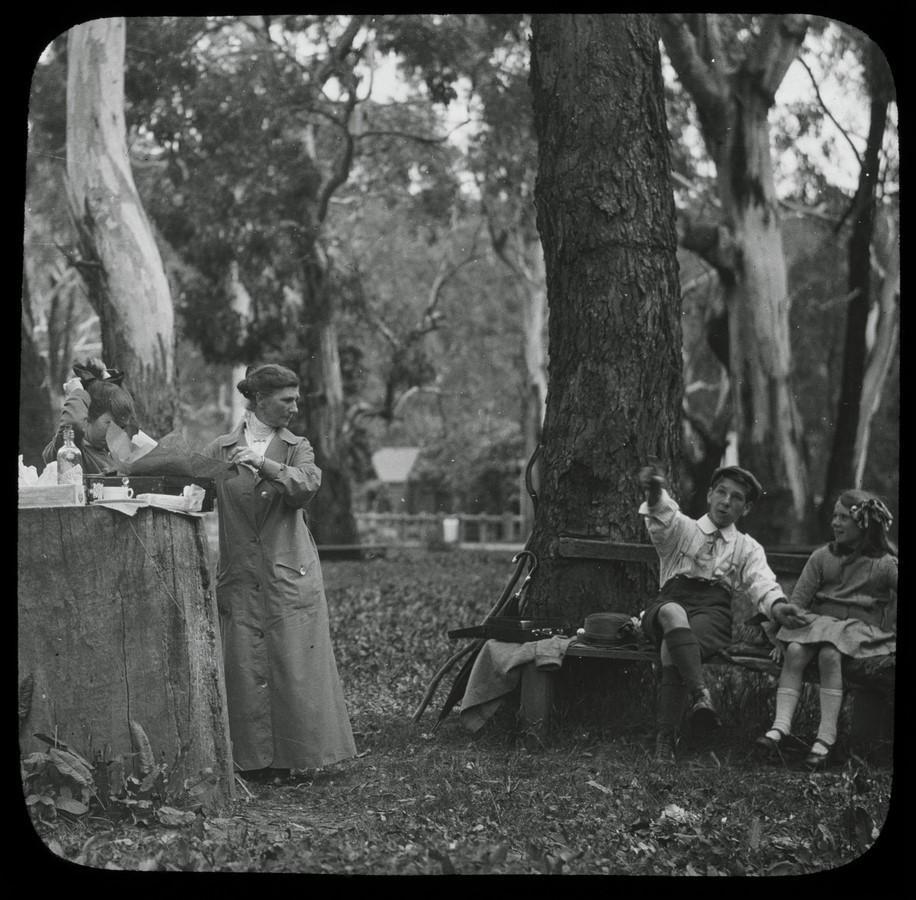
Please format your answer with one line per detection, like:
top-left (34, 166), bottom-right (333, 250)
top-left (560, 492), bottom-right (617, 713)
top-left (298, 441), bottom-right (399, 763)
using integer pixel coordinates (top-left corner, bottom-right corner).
top-left (756, 489), bottom-right (897, 768)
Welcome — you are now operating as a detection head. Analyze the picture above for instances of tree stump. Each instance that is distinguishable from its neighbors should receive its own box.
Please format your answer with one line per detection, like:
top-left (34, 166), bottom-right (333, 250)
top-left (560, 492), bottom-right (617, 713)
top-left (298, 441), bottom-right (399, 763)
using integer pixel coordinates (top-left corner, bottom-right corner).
top-left (18, 506), bottom-right (235, 809)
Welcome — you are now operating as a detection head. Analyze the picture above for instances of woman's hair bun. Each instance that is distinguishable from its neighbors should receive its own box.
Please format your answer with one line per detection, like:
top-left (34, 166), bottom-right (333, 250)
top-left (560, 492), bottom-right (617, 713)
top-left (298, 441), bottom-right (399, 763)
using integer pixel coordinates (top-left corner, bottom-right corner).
top-left (236, 363), bottom-right (299, 404)
top-left (236, 375), bottom-right (254, 400)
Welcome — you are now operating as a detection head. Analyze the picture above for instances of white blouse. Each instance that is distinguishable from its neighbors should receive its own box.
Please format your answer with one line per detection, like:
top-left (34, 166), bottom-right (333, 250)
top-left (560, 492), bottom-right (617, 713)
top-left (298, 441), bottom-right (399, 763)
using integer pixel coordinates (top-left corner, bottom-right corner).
top-left (243, 412), bottom-right (275, 460)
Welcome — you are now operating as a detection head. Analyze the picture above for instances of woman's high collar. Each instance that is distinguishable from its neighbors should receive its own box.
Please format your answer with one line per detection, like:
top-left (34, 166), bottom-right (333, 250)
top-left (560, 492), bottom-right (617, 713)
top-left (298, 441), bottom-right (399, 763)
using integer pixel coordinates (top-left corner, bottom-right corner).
top-left (244, 410), bottom-right (276, 440)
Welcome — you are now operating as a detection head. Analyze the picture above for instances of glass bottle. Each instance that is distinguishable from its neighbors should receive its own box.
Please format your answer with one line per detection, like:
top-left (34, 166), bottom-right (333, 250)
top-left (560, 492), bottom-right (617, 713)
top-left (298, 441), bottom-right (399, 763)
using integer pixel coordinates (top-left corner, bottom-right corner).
top-left (56, 425), bottom-right (84, 485)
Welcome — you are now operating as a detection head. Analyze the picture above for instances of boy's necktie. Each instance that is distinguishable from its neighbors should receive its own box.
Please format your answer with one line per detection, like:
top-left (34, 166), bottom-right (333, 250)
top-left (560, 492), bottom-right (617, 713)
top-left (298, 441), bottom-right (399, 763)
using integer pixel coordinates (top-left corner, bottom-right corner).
top-left (703, 530), bottom-right (722, 567)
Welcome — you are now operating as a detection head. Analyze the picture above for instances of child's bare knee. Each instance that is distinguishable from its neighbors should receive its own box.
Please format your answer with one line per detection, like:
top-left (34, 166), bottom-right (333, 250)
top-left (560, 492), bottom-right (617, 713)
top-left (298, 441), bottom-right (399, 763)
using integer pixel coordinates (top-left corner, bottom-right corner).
top-left (657, 602), bottom-right (687, 629)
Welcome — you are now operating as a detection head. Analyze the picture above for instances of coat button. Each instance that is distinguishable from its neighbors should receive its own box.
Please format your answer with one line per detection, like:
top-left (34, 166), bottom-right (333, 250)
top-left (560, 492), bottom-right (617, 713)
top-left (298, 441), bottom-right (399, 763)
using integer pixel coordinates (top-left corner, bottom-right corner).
top-left (260, 491), bottom-right (268, 498)
top-left (299, 566), bottom-right (306, 575)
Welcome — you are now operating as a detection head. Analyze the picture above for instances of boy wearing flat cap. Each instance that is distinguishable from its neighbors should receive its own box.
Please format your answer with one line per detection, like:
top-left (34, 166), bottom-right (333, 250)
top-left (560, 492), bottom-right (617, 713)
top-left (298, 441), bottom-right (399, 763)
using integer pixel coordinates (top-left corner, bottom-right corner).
top-left (637, 462), bottom-right (807, 764)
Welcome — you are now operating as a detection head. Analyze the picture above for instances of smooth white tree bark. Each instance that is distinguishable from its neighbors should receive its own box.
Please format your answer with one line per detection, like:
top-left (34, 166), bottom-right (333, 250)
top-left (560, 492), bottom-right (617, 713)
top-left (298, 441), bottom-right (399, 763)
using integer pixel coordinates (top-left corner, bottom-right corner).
top-left (659, 13), bottom-right (811, 540)
top-left (854, 228), bottom-right (899, 487)
top-left (66, 17), bottom-right (176, 435)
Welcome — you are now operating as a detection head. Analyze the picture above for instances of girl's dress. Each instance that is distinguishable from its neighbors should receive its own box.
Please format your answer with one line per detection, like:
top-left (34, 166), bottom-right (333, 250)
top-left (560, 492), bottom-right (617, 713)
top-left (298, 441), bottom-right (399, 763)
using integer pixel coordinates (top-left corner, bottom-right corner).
top-left (776, 544), bottom-right (897, 657)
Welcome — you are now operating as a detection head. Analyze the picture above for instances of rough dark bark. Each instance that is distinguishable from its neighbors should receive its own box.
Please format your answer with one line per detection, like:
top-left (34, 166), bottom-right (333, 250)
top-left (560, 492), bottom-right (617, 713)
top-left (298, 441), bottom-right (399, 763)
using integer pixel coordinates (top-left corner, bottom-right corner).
top-left (18, 506), bottom-right (235, 810)
top-left (526, 14), bottom-right (682, 623)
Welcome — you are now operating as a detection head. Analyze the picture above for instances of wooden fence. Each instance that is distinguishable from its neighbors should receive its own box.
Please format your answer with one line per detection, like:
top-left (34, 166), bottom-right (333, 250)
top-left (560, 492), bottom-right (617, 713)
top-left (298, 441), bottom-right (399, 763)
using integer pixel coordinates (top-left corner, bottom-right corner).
top-left (354, 512), bottom-right (525, 545)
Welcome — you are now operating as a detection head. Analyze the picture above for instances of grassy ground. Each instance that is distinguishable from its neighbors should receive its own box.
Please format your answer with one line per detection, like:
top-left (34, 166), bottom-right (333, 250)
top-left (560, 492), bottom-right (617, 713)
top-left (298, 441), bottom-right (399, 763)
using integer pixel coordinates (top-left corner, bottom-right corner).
top-left (25, 549), bottom-right (897, 875)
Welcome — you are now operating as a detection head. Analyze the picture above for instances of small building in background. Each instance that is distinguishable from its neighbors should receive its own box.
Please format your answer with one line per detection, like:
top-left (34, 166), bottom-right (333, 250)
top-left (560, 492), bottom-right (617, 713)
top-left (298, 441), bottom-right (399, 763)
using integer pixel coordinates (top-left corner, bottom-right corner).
top-left (367, 446), bottom-right (420, 512)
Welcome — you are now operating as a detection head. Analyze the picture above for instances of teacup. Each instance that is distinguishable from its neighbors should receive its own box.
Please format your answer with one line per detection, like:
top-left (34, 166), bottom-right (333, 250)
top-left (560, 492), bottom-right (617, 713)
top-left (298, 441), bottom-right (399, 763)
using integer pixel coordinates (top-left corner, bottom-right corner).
top-left (101, 485), bottom-right (134, 501)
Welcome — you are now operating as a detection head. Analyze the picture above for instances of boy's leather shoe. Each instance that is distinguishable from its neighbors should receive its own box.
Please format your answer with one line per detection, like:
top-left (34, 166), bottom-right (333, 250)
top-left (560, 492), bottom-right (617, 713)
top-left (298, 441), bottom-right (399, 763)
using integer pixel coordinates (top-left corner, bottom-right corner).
top-left (653, 732), bottom-right (677, 764)
top-left (687, 686), bottom-right (721, 731)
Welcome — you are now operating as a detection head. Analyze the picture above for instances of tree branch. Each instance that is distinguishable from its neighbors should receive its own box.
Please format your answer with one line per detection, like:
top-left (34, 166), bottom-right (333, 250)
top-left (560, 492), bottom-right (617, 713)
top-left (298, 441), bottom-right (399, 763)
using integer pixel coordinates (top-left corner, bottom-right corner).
top-left (316, 15), bottom-right (366, 88)
top-left (316, 89), bottom-right (358, 224)
top-left (679, 219), bottom-right (739, 276)
top-left (747, 14), bottom-right (809, 103)
top-left (354, 122), bottom-right (470, 145)
top-left (391, 384), bottom-right (444, 418)
top-left (657, 14), bottom-right (727, 117)
top-left (419, 220), bottom-right (483, 332)
top-left (795, 54), bottom-right (863, 171)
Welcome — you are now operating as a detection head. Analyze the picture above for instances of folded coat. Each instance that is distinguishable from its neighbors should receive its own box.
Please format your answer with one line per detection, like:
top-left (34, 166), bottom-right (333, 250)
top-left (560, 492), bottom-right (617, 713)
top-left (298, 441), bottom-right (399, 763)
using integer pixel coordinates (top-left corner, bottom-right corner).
top-left (458, 636), bottom-right (573, 732)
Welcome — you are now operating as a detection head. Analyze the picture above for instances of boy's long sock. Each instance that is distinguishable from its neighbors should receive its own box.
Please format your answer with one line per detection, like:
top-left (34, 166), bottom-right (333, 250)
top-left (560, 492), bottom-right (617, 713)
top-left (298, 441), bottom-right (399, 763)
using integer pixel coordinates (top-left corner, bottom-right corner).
top-left (656, 665), bottom-right (687, 734)
top-left (663, 627), bottom-right (705, 693)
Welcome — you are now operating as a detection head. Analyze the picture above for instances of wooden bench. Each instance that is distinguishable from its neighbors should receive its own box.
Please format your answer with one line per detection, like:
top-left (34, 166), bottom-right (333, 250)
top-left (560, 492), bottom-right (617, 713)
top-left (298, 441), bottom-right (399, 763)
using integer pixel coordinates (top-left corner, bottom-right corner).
top-left (517, 538), bottom-right (895, 750)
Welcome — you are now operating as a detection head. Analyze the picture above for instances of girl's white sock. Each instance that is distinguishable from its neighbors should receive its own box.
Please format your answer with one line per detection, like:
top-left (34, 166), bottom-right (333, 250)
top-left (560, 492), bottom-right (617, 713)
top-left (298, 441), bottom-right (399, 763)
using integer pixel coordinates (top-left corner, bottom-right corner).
top-left (815, 687), bottom-right (844, 747)
top-left (768, 687), bottom-right (801, 737)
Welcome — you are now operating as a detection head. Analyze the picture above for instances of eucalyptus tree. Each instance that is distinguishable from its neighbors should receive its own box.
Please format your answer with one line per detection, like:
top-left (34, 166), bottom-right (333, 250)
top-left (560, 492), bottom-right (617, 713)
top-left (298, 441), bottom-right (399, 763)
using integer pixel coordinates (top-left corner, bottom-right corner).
top-left (658, 13), bottom-right (811, 542)
top-left (659, 16), bottom-right (898, 538)
top-left (19, 273), bottom-right (56, 467)
top-left (65, 18), bottom-right (178, 436)
top-left (525, 13), bottom-right (681, 622)
top-left (818, 31), bottom-right (898, 518)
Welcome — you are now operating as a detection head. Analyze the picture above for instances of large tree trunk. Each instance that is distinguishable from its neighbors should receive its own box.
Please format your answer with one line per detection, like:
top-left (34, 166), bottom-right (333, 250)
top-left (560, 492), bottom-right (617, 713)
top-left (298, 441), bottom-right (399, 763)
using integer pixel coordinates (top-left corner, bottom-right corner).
top-left (722, 157), bottom-right (809, 544)
top-left (18, 507), bottom-right (235, 809)
top-left (659, 14), bottom-right (810, 543)
top-left (65, 18), bottom-right (177, 437)
top-left (854, 229), bottom-right (899, 489)
top-left (821, 41), bottom-right (895, 520)
top-left (19, 273), bottom-right (56, 469)
top-left (489, 227), bottom-right (548, 536)
top-left (527, 14), bottom-right (682, 623)
top-left (521, 259), bottom-right (547, 536)
top-left (297, 257), bottom-right (360, 547)
top-left (227, 261), bottom-right (253, 428)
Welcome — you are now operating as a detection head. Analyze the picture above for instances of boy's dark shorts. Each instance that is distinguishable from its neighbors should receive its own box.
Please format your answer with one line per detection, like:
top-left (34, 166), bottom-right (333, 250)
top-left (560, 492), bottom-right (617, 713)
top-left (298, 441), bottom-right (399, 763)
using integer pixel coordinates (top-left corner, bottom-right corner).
top-left (642, 575), bottom-right (733, 659)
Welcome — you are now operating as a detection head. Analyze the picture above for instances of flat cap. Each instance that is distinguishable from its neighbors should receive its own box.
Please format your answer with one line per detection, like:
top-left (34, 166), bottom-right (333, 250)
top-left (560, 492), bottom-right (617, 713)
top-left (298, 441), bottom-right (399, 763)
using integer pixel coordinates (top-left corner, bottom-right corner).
top-left (710, 465), bottom-right (763, 503)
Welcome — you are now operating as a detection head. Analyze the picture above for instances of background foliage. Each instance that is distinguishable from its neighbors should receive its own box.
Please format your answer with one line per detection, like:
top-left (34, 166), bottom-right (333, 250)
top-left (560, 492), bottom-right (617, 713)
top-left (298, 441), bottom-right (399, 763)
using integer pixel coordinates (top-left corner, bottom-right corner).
top-left (22, 14), bottom-right (898, 539)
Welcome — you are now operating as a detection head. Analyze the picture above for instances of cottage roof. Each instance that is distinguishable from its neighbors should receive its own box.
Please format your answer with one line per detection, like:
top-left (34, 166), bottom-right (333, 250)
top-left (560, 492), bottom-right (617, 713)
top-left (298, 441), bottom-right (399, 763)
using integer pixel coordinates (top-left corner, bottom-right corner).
top-left (371, 446), bottom-right (420, 483)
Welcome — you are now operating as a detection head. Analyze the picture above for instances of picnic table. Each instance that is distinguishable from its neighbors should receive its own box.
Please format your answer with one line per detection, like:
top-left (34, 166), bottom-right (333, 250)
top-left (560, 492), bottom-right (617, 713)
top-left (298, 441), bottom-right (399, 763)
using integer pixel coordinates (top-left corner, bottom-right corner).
top-left (18, 505), bottom-right (235, 808)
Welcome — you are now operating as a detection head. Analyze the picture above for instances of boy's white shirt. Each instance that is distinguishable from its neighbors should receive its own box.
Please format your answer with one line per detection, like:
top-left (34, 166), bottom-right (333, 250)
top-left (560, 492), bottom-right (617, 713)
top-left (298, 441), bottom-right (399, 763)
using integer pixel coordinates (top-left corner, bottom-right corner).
top-left (638, 488), bottom-right (785, 619)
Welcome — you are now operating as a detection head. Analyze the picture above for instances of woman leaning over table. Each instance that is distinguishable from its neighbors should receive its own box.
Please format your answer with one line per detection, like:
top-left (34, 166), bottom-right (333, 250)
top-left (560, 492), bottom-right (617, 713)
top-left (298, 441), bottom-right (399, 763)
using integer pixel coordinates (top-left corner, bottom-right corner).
top-left (42, 358), bottom-right (138, 475)
top-left (202, 363), bottom-right (356, 778)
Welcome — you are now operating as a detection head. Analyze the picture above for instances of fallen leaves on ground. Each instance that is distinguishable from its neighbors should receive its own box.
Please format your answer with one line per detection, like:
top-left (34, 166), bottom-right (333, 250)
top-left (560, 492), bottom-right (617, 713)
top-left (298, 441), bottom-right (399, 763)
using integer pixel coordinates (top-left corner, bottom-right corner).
top-left (26, 550), bottom-right (895, 875)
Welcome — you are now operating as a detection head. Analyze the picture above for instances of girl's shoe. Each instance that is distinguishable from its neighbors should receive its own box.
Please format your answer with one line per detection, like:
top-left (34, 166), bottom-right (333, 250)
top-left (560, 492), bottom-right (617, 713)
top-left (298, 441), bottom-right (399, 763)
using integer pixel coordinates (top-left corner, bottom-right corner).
top-left (755, 727), bottom-right (788, 752)
top-left (804, 738), bottom-right (834, 770)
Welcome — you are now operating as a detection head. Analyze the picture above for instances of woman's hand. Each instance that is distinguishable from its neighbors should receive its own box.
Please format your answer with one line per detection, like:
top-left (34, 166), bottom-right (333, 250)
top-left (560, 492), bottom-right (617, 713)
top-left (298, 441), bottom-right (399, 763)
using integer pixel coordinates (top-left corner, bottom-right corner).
top-left (229, 447), bottom-right (265, 472)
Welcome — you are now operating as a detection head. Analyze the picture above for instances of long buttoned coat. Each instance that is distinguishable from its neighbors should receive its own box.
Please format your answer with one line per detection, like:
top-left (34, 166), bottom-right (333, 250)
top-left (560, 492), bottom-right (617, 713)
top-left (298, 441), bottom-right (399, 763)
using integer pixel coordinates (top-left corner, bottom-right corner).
top-left (203, 422), bottom-right (356, 771)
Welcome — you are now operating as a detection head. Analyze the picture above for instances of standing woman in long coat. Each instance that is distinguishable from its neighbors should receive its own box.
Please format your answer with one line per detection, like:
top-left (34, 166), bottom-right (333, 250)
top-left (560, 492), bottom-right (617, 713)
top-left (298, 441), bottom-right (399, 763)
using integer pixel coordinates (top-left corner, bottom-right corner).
top-left (203, 364), bottom-right (356, 775)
